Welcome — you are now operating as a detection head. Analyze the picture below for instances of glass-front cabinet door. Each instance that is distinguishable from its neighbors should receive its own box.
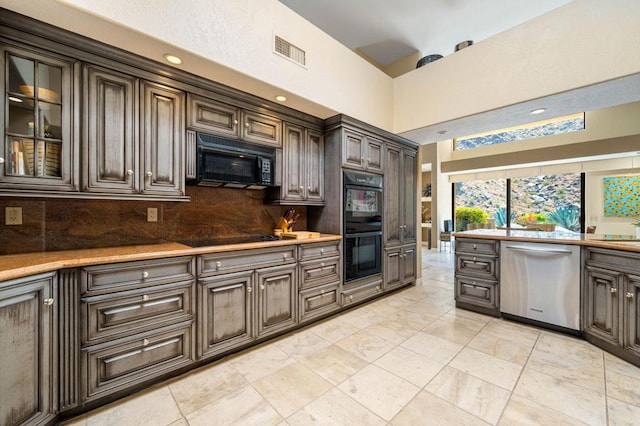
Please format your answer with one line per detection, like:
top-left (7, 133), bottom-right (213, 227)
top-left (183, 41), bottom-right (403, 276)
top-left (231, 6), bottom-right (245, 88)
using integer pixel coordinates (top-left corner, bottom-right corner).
top-left (1, 45), bottom-right (75, 190)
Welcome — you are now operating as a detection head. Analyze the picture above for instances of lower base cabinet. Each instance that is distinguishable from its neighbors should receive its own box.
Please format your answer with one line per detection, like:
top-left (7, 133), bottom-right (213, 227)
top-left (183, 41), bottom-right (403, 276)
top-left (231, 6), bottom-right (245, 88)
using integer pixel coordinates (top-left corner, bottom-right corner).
top-left (454, 237), bottom-right (500, 317)
top-left (299, 282), bottom-right (340, 322)
top-left (583, 247), bottom-right (640, 367)
top-left (0, 273), bottom-right (57, 426)
top-left (342, 277), bottom-right (383, 306)
top-left (256, 264), bottom-right (297, 338)
top-left (384, 245), bottom-right (416, 291)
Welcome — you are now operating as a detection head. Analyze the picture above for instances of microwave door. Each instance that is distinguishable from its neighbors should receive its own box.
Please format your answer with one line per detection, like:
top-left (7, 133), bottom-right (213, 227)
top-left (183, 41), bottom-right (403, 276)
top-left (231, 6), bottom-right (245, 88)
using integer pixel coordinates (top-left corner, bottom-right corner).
top-left (199, 148), bottom-right (259, 187)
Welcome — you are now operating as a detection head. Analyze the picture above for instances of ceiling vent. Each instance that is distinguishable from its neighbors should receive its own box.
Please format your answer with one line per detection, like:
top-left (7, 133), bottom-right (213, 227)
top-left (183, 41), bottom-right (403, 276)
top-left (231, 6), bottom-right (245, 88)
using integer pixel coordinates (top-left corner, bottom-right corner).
top-left (274, 35), bottom-right (306, 66)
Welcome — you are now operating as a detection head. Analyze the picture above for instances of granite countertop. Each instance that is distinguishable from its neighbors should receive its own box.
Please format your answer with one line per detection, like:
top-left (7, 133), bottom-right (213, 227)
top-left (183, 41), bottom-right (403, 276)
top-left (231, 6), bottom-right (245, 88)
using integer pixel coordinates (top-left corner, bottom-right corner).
top-left (0, 234), bottom-right (342, 282)
top-left (454, 229), bottom-right (640, 252)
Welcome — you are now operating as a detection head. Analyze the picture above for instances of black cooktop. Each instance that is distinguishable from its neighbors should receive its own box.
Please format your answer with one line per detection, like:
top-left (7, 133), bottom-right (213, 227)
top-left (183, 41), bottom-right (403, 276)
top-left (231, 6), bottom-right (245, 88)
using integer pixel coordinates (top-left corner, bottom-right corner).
top-left (178, 235), bottom-right (281, 247)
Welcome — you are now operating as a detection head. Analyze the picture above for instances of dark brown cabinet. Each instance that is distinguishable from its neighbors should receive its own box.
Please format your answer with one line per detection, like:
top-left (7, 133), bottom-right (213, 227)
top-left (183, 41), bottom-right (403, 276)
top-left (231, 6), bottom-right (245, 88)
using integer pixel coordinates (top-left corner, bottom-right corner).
top-left (384, 245), bottom-right (417, 292)
top-left (341, 128), bottom-right (383, 173)
top-left (79, 257), bottom-right (196, 402)
top-left (454, 237), bottom-right (500, 316)
top-left (1, 44), bottom-right (76, 192)
top-left (385, 143), bottom-right (417, 247)
top-left (187, 93), bottom-right (282, 147)
top-left (274, 123), bottom-right (324, 205)
top-left (0, 272), bottom-right (57, 426)
top-left (256, 264), bottom-right (297, 338)
top-left (583, 248), bottom-right (640, 367)
top-left (83, 64), bottom-right (138, 194)
top-left (298, 241), bottom-right (341, 322)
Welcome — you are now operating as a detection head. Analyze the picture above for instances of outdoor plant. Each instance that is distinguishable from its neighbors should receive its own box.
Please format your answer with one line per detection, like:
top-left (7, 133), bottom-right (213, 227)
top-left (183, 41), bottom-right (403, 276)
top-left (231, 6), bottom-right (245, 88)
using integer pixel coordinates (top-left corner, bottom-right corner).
top-left (493, 207), bottom-right (516, 227)
top-left (455, 207), bottom-right (488, 231)
top-left (549, 206), bottom-right (581, 232)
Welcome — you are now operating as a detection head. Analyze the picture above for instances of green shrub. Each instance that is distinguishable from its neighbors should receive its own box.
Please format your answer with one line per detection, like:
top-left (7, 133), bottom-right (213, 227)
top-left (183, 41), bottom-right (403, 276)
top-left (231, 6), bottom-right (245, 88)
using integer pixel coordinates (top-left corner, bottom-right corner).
top-left (516, 213), bottom-right (548, 226)
top-left (493, 207), bottom-right (516, 227)
top-left (455, 207), bottom-right (488, 231)
top-left (549, 207), bottom-right (580, 231)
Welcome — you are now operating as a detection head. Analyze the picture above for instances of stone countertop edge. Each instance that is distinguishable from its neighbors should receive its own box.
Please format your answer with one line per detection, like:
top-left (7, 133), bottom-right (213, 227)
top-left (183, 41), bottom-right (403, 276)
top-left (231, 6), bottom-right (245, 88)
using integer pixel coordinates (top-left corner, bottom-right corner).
top-left (453, 229), bottom-right (640, 252)
top-left (0, 234), bottom-right (342, 282)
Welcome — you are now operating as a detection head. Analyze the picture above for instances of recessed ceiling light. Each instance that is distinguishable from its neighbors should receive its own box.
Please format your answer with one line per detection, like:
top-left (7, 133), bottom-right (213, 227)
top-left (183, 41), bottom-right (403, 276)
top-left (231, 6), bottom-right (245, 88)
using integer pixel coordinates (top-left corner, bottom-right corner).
top-left (437, 130), bottom-right (447, 135)
top-left (275, 95), bottom-right (287, 102)
top-left (8, 96), bottom-right (22, 103)
top-left (163, 54), bottom-right (182, 65)
top-left (530, 108), bottom-right (546, 115)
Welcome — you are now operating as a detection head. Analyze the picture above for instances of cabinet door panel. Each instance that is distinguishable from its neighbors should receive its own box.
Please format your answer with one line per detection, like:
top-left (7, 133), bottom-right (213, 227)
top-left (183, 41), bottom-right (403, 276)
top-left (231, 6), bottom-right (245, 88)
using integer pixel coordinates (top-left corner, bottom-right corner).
top-left (584, 266), bottom-right (622, 346)
top-left (365, 136), bottom-right (384, 173)
top-left (198, 271), bottom-right (254, 358)
top-left (282, 123), bottom-right (305, 200)
top-left (84, 65), bottom-right (138, 193)
top-left (256, 265), bottom-right (297, 337)
top-left (299, 282), bottom-right (340, 322)
top-left (384, 145), bottom-right (401, 245)
top-left (402, 246), bottom-right (416, 283)
top-left (455, 276), bottom-right (498, 311)
top-left (187, 94), bottom-right (240, 138)
top-left (402, 149), bottom-right (417, 243)
top-left (306, 130), bottom-right (324, 202)
top-left (241, 111), bottom-right (282, 147)
top-left (141, 81), bottom-right (184, 196)
top-left (342, 129), bottom-right (365, 169)
top-left (0, 273), bottom-right (56, 426)
top-left (384, 249), bottom-right (401, 290)
top-left (624, 274), bottom-right (640, 357)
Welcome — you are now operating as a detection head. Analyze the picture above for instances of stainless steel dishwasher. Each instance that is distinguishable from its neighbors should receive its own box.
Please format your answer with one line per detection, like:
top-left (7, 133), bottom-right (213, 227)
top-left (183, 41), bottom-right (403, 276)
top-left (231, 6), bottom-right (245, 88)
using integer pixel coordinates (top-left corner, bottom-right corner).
top-left (500, 241), bottom-right (581, 333)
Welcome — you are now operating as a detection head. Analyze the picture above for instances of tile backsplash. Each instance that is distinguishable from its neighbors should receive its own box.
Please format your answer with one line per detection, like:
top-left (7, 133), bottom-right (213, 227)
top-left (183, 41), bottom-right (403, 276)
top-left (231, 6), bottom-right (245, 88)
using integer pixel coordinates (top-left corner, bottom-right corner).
top-left (0, 186), bottom-right (306, 255)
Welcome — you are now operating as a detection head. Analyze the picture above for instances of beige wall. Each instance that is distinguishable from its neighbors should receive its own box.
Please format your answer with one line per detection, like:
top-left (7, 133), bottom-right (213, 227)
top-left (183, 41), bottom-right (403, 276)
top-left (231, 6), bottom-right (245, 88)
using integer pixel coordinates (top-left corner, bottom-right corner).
top-left (393, 0), bottom-right (640, 135)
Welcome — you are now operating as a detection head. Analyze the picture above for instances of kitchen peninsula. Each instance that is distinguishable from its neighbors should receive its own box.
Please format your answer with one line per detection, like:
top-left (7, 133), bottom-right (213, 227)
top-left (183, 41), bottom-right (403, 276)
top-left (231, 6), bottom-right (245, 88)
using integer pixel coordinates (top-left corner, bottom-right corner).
top-left (454, 229), bottom-right (640, 369)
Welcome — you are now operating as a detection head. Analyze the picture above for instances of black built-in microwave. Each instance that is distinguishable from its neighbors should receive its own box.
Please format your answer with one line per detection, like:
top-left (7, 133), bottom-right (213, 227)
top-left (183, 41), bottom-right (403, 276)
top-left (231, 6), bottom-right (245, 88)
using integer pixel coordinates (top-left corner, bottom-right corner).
top-left (193, 133), bottom-right (275, 189)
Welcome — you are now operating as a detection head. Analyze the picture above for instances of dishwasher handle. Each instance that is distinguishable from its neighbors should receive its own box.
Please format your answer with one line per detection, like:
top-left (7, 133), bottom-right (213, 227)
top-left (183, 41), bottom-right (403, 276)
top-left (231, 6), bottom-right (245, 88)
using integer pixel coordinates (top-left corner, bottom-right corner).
top-left (505, 245), bottom-right (573, 255)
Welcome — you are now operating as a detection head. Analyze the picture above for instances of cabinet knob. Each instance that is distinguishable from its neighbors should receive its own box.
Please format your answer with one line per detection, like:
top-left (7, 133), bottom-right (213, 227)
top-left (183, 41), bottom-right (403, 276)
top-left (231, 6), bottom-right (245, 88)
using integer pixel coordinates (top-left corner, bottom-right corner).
top-left (215, 261), bottom-right (222, 269)
top-left (43, 298), bottom-right (54, 306)
top-left (0, 157), bottom-right (5, 164)
top-left (376, 285), bottom-right (381, 291)
top-left (142, 294), bottom-right (150, 301)
top-left (320, 248), bottom-right (324, 254)
top-left (283, 253), bottom-right (288, 259)
top-left (307, 186), bottom-right (311, 191)
top-left (146, 171), bottom-right (153, 178)
top-left (472, 281), bottom-right (477, 285)
top-left (349, 295), bottom-right (353, 301)
top-left (321, 262), bottom-right (325, 267)
top-left (473, 244), bottom-right (477, 249)
top-left (610, 288), bottom-right (618, 294)
top-left (127, 169), bottom-right (134, 176)
top-left (142, 271), bottom-right (149, 279)
top-left (260, 284), bottom-right (265, 291)
top-left (245, 122), bottom-right (250, 128)
top-left (233, 119), bottom-right (238, 125)
top-left (299, 186), bottom-right (304, 191)
top-left (473, 257), bottom-right (477, 262)
top-left (247, 286), bottom-right (252, 293)
top-left (626, 292), bottom-right (634, 300)
top-left (320, 289), bottom-right (325, 295)
top-left (142, 339), bottom-right (150, 347)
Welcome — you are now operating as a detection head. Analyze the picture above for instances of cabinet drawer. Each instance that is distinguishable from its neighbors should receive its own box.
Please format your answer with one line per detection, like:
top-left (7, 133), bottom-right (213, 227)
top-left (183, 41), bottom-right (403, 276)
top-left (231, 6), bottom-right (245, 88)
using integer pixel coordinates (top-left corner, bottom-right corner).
top-left (187, 94), bottom-right (240, 138)
top-left (299, 257), bottom-right (340, 289)
top-left (83, 322), bottom-right (194, 401)
top-left (455, 276), bottom-right (498, 311)
top-left (82, 281), bottom-right (195, 344)
top-left (299, 282), bottom-right (340, 322)
top-left (299, 241), bottom-right (340, 261)
top-left (241, 111), bottom-right (282, 147)
top-left (585, 247), bottom-right (640, 273)
top-left (342, 279), bottom-right (383, 306)
top-left (456, 254), bottom-right (498, 280)
top-left (198, 246), bottom-right (296, 276)
top-left (455, 238), bottom-right (500, 255)
top-left (81, 257), bottom-right (195, 295)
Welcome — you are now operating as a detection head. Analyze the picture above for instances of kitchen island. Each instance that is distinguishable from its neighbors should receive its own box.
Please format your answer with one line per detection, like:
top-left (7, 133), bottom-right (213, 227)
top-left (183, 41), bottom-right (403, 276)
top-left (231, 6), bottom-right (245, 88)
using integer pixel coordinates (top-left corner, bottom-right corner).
top-left (454, 229), bottom-right (640, 369)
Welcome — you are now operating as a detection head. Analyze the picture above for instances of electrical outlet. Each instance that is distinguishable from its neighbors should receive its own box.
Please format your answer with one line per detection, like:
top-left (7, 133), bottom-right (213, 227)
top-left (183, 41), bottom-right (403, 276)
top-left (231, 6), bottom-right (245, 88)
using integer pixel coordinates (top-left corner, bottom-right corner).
top-left (147, 207), bottom-right (158, 222)
top-left (5, 207), bottom-right (23, 225)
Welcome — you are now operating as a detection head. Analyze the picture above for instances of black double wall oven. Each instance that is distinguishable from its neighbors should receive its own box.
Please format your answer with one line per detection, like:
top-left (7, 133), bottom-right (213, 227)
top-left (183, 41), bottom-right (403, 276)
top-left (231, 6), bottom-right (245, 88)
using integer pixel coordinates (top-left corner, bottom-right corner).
top-left (343, 171), bottom-right (383, 282)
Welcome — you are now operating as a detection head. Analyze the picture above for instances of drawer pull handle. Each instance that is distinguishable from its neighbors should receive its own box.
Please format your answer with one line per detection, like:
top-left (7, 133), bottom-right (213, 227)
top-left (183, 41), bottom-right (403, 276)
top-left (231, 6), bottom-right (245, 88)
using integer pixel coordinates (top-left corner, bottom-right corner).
top-left (215, 261), bottom-right (222, 269)
top-left (626, 292), bottom-right (634, 300)
top-left (473, 257), bottom-right (477, 261)
top-left (473, 244), bottom-right (477, 249)
top-left (320, 248), bottom-right (324, 254)
top-left (142, 294), bottom-right (150, 301)
top-left (43, 298), bottom-right (54, 306)
top-left (283, 253), bottom-right (288, 259)
top-left (610, 288), bottom-right (618, 294)
top-left (142, 338), bottom-right (150, 347)
top-left (142, 271), bottom-right (149, 279)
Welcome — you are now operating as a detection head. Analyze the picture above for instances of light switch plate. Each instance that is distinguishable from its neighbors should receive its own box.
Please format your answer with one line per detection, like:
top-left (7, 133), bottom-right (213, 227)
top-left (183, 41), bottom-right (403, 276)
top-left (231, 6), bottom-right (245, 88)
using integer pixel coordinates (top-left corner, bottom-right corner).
top-left (147, 207), bottom-right (158, 222)
top-left (6, 207), bottom-right (22, 225)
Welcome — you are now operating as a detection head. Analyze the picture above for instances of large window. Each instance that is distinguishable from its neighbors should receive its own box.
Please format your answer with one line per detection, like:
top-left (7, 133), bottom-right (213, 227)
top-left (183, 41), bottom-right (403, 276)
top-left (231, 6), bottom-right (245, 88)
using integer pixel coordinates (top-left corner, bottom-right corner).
top-left (453, 173), bottom-right (583, 232)
top-left (454, 113), bottom-right (585, 151)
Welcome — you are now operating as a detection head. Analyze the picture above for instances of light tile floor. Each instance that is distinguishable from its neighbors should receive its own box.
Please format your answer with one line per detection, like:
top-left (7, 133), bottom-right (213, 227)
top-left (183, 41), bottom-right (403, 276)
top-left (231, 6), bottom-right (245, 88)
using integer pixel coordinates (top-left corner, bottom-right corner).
top-left (65, 250), bottom-right (640, 425)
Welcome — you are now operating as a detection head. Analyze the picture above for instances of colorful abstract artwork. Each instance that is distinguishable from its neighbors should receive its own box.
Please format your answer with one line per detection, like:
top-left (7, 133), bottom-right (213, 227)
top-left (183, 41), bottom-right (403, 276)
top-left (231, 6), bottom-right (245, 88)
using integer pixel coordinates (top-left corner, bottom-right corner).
top-left (603, 175), bottom-right (640, 217)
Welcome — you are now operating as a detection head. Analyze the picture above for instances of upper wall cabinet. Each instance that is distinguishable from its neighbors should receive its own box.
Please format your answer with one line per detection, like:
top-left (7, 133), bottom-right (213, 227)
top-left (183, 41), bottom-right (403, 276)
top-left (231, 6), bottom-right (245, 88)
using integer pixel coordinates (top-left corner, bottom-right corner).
top-left (342, 128), bottom-right (384, 174)
top-left (0, 44), bottom-right (77, 191)
top-left (83, 65), bottom-right (185, 198)
top-left (269, 122), bottom-right (324, 205)
top-left (187, 94), bottom-right (282, 148)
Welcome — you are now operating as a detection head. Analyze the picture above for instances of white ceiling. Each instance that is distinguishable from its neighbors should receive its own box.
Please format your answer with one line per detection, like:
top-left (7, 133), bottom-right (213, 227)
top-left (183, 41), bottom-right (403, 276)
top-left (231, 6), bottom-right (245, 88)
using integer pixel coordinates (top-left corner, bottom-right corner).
top-left (279, 0), bottom-right (574, 67)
